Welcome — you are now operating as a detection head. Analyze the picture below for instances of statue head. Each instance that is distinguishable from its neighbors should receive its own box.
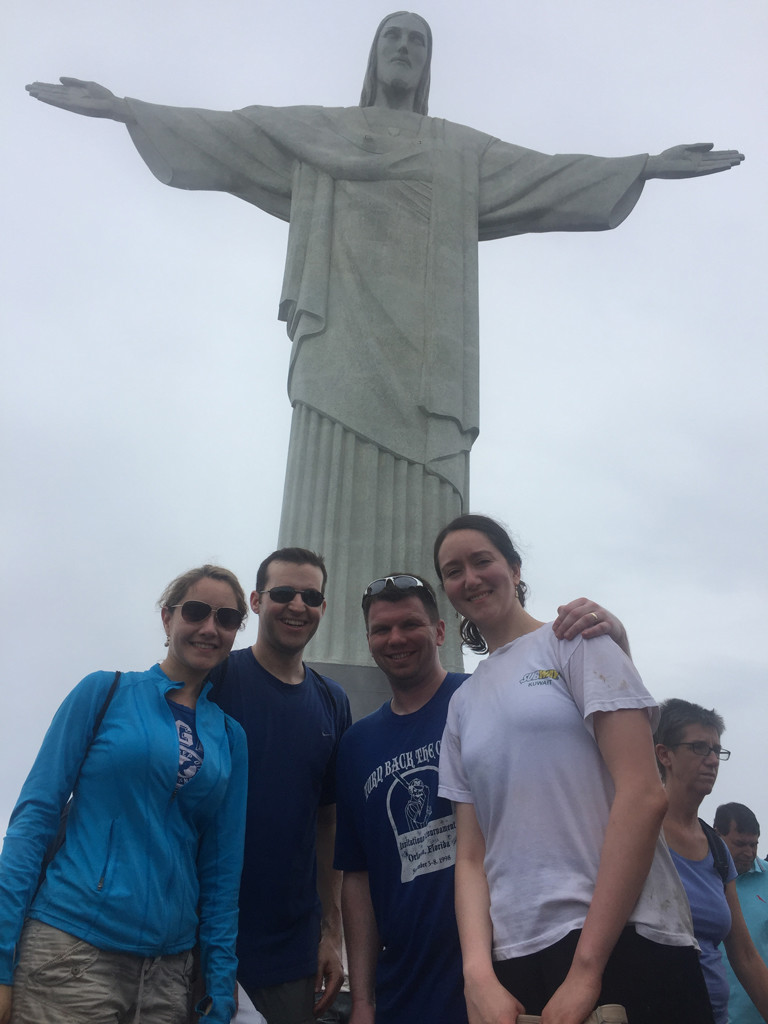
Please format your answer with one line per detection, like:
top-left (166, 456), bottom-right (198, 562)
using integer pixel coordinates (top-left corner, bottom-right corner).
top-left (360, 12), bottom-right (432, 115)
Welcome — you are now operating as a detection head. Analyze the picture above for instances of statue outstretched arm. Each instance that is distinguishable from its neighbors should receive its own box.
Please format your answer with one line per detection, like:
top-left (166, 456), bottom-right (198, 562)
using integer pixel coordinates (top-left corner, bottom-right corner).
top-left (26, 77), bottom-right (135, 125)
top-left (644, 142), bottom-right (744, 179)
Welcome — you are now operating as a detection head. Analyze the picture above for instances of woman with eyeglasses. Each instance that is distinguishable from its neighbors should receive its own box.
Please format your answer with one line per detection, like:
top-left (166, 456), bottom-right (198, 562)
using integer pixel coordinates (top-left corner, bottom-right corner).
top-left (654, 698), bottom-right (768, 1024)
top-left (0, 565), bottom-right (249, 1024)
top-left (434, 514), bottom-right (715, 1024)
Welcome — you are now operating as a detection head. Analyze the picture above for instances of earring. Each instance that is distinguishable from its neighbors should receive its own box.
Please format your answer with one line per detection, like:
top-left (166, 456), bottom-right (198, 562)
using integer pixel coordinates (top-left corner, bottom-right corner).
top-left (164, 636), bottom-right (170, 648)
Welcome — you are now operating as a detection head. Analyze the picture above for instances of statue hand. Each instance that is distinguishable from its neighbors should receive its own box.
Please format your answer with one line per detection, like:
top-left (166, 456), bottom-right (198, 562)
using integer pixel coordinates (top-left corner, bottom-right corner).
top-left (25, 77), bottom-right (132, 123)
top-left (645, 142), bottom-right (744, 179)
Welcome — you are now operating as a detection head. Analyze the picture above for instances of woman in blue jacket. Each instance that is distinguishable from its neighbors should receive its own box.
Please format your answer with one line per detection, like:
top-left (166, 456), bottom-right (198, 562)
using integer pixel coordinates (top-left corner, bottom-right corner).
top-left (0, 564), bottom-right (249, 1024)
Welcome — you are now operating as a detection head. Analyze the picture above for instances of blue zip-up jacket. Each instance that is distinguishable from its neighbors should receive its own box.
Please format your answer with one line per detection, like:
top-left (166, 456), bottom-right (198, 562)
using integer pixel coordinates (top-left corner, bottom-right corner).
top-left (0, 665), bottom-right (247, 1024)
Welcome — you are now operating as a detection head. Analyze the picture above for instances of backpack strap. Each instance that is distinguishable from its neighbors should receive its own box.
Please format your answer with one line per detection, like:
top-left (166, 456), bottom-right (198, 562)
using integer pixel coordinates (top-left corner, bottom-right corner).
top-left (90, 670), bottom-right (121, 739)
top-left (306, 666), bottom-right (345, 762)
top-left (699, 817), bottom-right (730, 888)
top-left (306, 665), bottom-right (338, 715)
top-left (36, 671), bottom-right (122, 894)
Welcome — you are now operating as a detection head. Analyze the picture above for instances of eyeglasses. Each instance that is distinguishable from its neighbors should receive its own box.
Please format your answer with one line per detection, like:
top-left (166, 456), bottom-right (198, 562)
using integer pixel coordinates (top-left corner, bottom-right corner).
top-left (671, 741), bottom-right (731, 761)
top-left (172, 601), bottom-right (244, 631)
top-left (260, 586), bottom-right (325, 608)
top-left (361, 575), bottom-right (436, 607)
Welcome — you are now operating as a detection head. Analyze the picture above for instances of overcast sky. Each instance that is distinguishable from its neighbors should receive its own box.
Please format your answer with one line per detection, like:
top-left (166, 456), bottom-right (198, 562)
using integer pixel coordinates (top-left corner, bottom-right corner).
top-left (2, 0), bottom-right (766, 833)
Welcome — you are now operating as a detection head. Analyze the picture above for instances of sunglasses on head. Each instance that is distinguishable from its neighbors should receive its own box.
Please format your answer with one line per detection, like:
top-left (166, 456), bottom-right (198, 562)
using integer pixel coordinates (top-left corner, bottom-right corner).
top-left (361, 575), bottom-right (435, 606)
top-left (260, 586), bottom-right (325, 608)
top-left (172, 601), bottom-right (244, 631)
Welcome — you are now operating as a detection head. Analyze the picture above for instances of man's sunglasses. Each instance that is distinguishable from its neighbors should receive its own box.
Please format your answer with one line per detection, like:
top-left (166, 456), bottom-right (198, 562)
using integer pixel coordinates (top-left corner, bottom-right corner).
top-left (172, 601), bottom-right (244, 631)
top-left (260, 586), bottom-right (325, 608)
top-left (362, 575), bottom-right (436, 606)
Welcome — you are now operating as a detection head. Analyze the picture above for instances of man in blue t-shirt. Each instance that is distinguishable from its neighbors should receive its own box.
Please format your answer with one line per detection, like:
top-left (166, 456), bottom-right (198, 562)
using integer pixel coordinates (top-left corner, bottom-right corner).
top-left (715, 802), bottom-right (768, 1024)
top-left (210, 547), bottom-right (351, 1024)
top-left (334, 575), bottom-right (467, 1024)
top-left (333, 574), bottom-right (627, 1024)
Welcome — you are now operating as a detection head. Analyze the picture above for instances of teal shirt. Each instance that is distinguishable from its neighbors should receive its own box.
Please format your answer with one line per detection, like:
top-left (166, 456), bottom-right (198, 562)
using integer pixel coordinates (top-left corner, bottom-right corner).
top-left (724, 856), bottom-right (768, 1024)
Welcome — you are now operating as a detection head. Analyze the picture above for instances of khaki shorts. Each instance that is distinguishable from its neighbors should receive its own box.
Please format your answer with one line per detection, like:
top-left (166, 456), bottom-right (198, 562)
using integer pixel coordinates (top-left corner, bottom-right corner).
top-left (10, 918), bottom-right (194, 1024)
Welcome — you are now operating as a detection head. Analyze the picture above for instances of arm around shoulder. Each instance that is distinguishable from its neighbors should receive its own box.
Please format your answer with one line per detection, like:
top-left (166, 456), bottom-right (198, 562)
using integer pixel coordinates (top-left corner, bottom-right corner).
top-left (552, 598), bottom-right (631, 657)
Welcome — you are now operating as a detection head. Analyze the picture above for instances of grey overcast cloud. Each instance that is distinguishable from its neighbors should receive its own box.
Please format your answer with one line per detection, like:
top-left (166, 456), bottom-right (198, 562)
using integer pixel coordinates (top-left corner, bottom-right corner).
top-left (2, 0), bottom-right (766, 832)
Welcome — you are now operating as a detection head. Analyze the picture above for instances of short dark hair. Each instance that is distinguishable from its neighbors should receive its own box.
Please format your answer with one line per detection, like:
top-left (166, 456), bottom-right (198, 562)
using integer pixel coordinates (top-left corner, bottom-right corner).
top-left (362, 573), bottom-right (440, 627)
top-left (256, 547), bottom-right (328, 593)
top-left (653, 698), bottom-right (725, 782)
top-left (433, 513), bottom-right (528, 655)
top-left (714, 802), bottom-right (760, 837)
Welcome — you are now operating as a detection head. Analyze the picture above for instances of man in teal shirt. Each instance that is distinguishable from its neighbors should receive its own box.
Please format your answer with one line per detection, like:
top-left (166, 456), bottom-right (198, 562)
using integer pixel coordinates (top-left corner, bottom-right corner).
top-left (715, 802), bottom-right (768, 1024)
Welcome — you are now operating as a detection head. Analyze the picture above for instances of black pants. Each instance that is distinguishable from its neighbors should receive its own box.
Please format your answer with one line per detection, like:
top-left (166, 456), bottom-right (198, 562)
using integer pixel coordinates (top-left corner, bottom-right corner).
top-left (493, 927), bottom-right (715, 1024)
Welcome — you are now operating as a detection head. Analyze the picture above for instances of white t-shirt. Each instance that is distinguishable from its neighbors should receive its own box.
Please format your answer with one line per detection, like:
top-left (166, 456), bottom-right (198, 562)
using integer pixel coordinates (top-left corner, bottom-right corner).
top-left (438, 625), bottom-right (695, 961)
top-left (234, 985), bottom-right (267, 1023)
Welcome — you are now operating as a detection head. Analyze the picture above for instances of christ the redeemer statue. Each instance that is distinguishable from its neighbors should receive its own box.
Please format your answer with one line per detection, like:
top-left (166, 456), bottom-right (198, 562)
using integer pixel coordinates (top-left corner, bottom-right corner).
top-left (27, 12), bottom-right (743, 673)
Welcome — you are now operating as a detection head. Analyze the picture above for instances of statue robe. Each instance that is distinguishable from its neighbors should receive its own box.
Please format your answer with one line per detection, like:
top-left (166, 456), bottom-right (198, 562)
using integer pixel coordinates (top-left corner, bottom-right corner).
top-left (126, 101), bottom-right (646, 667)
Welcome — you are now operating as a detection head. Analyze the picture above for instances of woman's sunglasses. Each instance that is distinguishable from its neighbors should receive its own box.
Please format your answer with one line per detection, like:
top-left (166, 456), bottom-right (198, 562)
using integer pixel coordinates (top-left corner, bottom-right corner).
top-left (171, 601), bottom-right (244, 631)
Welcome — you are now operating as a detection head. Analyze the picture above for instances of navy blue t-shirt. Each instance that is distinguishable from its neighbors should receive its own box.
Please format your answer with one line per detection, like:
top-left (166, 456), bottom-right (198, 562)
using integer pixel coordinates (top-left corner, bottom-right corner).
top-left (165, 697), bottom-right (204, 789)
top-left (334, 672), bottom-right (468, 1024)
top-left (209, 648), bottom-right (351, 989)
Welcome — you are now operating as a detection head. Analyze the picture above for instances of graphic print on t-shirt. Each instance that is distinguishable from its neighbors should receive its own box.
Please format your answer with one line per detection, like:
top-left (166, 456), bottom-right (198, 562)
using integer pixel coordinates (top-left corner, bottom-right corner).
top-left (177, 720), bottom-right (204, 783)
top-left (384, 764), bottom-right (456, 882)
top-left (167, 702), bottom-right (204, 789)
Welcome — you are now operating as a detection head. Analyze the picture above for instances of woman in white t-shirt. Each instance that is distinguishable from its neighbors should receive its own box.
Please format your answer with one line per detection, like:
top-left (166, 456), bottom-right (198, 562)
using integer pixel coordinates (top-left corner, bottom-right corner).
top-left (434, 514), bottom-right (713, 1024)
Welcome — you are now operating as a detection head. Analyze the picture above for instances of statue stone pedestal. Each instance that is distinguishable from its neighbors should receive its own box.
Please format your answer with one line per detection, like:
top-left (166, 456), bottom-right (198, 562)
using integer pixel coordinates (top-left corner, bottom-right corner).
top-left (308, 654), bottom-right (465, 723)
top-left (308, 662), bottom-right (393, 723)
